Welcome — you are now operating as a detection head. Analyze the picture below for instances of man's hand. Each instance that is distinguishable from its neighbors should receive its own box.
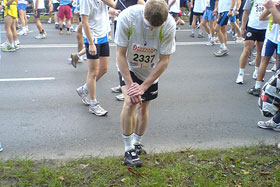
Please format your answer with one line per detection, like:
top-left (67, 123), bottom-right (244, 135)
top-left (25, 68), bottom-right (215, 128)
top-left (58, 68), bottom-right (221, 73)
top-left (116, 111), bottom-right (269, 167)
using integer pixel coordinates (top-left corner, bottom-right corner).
top-left (89, 44), bottom-right (97, 56)
top-left (115, 9), bottom-right (121, 16)
top-left (127, 83), bottom-right (145, 105)
top-left (212, 9), bottom-right (218, 16)
top-left (127, 83), bottom-right (144, 97)
top-left (263, 0), bottom-right (276, 11)
top-left (227, 10), bottom-right (234, 17)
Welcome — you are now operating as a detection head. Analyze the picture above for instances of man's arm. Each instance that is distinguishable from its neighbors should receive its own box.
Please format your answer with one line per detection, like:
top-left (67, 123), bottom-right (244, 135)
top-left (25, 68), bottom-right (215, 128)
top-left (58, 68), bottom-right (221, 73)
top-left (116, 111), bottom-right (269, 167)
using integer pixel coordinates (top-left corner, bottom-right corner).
top-left (264, 0), bottom-right (280, 24)
top-left (141, 54), bottom-right (170, 92)
top-left (81, 15), bottom-right (96, 55)
top-left (6, 0), bottom-right (16, 6)
top-left (116, 45), bottom-right (134, 89)
top-left (228, 0), bottom-right (237, 16)
top-left (168, 0), bottom-right (176, 9)
top-left (259, 8), bottom-right (270, 21)
top-left (102, 0), bottom-right (115, 8)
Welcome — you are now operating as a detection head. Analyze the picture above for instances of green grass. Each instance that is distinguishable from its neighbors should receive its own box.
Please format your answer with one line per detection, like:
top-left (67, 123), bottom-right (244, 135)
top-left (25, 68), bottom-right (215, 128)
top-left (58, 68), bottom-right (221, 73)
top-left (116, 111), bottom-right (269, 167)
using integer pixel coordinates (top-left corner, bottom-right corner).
top-left (1, 144), bottom-right (280, 186)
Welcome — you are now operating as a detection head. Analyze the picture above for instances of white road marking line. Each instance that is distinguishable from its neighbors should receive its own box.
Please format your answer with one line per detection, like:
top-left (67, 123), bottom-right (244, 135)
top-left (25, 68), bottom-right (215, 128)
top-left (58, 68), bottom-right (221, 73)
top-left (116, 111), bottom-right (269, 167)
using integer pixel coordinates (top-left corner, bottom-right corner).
top-left (8, 41), bottom-right (241, 49)
top-left (0, 77), bottom-right (55, 82)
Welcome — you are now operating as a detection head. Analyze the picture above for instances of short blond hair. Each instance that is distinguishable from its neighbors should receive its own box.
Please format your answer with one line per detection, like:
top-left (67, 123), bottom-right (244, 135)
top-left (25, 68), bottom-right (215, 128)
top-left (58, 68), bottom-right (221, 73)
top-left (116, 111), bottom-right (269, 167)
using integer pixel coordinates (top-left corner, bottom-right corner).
top-left (144, 0), bottom-right (168, 27)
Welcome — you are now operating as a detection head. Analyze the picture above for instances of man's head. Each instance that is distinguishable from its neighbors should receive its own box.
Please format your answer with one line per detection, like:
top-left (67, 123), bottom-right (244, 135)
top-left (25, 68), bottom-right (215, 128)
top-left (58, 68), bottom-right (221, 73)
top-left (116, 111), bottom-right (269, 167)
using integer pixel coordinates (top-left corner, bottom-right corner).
top-left (144, 0), bottom-right (168, 27)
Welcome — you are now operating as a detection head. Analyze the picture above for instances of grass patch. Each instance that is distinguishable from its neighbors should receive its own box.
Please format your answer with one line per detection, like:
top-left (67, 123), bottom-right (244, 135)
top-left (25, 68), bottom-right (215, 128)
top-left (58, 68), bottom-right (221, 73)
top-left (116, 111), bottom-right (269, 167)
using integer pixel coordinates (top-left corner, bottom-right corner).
top-left (1, 144), bottom-right (280, 186)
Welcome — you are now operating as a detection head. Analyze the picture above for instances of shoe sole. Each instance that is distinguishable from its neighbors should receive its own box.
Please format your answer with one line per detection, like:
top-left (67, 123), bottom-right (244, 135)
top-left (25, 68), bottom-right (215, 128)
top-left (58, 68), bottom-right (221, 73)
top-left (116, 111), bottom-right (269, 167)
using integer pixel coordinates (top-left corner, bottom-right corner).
top-left (214, 52), bottom-right (229, 57)
top-left (236, 81), bottom-right (244, 85)
top-left (111, 88), bottom-right (121, 93)
top-left (89, 109), bottom-right (108, 116)
top-left (76, 89), bottom-right (90, 105)
top-left (115, 95), bottom-right (124, 101)
top-left (124, 161), bottom-right (142, 168)
top-left (248, 92), bottom-right (259, 97)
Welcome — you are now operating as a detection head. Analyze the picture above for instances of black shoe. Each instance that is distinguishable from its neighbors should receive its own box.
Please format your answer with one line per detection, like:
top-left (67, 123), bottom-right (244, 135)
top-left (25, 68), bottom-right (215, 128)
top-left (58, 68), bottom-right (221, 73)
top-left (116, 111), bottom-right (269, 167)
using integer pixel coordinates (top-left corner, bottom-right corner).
top-left (134, 144), bottom-right (147, 155)
top-left (248, 87), bottom-right (261, 97)
top-left (124, 149), bottom-right (142, 168)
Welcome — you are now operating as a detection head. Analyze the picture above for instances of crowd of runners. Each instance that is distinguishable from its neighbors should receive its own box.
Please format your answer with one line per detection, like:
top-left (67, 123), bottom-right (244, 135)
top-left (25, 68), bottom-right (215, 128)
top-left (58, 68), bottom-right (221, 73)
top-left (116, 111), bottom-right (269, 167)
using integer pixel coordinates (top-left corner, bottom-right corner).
top-left (1, 0), bottom-right (280, 167)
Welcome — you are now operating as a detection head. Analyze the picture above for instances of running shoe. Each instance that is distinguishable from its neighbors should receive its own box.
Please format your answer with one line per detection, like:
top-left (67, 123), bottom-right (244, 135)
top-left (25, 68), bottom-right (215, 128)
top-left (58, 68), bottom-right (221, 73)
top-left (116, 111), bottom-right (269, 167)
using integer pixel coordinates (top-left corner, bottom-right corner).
top-left (15, 40), bottom-right (20, 45)
top-left (2, 45), bottom-right (16, 52)
top-left (269, 56), bottom-right (276, 64)
top-left (18, 29), bottom-right (27, 36)
top-left (111, 85), bottom-right (121, 93)
top-left (14, 45), bottom-right (19, 50)
top-left (197, 33), bottom-right (204, 38)
top-left (247, 87), bottom-right (260, 97)
top-left (235, 37), bottom-right (244, 43)
top-left (189, 33), bottom-right (195, 37)
top-left (70, 26), bottom-right (75, 32)
top-left (271, 64), bottom-right (277, 72)
top-left (134, 144), bottom-right (146, 155)
top-left (258, 118), bottom-right (280, 131)
top-left (236, 74), bottom-right (244, 84)
top-left (214, 48), bottom-right (229, 57)
top-left (124, 149), bottom-right (142, 167)
top-left (0, 142), bottom-right (3, 152)
top-left (55, 24), bottom-right (59, 29)
top-left (252, 71), bottom-right (258, 80)
top-left (89, 102), bottom-right (108, 116)
top-left (48, 18), bottom-right (52, 24)
top-left (35, 33), bottom-right (46, 39)
top-left (205, 41), bottom-right (214, 46)
top-left (248, 60), bottom-right (255, 66)
top-left (71, 53), bottom-right (80, 68)
top-left (76, 86), bottom-right (90, 105)
top-left (116, 93), bottom-right (124, 101)
top-left (59, 30), bottom-right (63, 35)
top-left (66, 31), bottom-right (71, 35)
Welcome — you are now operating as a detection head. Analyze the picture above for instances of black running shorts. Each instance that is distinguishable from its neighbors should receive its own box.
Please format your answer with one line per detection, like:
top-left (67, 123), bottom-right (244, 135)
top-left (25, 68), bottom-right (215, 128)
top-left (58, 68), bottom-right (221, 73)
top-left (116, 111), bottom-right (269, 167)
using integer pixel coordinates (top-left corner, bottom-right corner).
top-left (245, 27), bottom-right (266, 42)
top-left (85, 42), bottom-right (110, 60)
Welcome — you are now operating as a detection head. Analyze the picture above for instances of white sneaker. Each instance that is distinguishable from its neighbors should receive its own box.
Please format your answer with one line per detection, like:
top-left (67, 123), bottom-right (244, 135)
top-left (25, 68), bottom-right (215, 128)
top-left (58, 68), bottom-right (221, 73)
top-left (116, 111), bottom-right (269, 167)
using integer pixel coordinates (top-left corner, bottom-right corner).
top-left (18, 29), bottom-right (27, 36)
top-left (205, 41), bottom-right (214, 46)
top-left (0, 142), bottom-right (2, 152)
top-left (236, 74), bottom-right (244, 84)
top-left (271, 64), bottom-right (277, 72)
top-left (115, 93), bottom-right (124, 101)
top-left (269, 56), bottom-right (276, 64)
top-left (89, 103), bottom-right (108, 116)
top-left (252, 71), bottom-right (258, 80)
top-left (48, 18), bottom-right (52, 24)
top-left (111, 85), bottom-right (121, 93)
top-left (15, 40), bottom-right (20, 45)
top-left (258, 118), bottom-right (280, 131)
top-left (35, 33), bottom-right (46, 39)
top-left (76, 86), bottom-right (90, 105)
top-left (248, 60), bottom-right (255, 66)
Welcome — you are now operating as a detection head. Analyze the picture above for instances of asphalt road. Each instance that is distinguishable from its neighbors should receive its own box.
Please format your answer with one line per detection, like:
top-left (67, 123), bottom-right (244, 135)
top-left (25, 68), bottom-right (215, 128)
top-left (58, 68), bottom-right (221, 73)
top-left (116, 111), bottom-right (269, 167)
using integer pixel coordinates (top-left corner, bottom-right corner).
top-left (0, 23), bottom-right (279, 160)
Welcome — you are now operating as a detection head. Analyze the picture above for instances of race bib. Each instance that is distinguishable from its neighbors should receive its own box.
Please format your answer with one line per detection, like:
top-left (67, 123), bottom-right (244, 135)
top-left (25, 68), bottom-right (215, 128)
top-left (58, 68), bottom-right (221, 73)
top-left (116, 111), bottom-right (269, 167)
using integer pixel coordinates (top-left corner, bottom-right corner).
top-left (255, 3), bottom-right (264, 15)
top-left (129, 44), bottom-right (157, 70)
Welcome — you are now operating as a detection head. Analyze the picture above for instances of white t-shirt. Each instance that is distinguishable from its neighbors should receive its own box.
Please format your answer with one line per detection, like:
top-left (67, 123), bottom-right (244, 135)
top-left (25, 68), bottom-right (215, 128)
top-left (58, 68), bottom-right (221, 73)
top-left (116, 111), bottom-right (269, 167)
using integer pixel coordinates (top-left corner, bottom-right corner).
top-left (18, 0), bottom-right (27, 4)
top-left (80, 0), bottom-right (111, 39)
top-left (33, 0), bottom-right (45, 9)
top-left (115, 5), bottom-right (176, 82)
top-left (193, 0), bottom-right (206, 13)
top-left (168, 0), bottom-right (180, 13)
top-left (218, 0), bottom-right (232, 13)
top-left (52, 0), bottom-right (59, 3)
top-left (267, 24), bottom-right (279, 44)
top-left (247, 0), bottom-right (268, 30)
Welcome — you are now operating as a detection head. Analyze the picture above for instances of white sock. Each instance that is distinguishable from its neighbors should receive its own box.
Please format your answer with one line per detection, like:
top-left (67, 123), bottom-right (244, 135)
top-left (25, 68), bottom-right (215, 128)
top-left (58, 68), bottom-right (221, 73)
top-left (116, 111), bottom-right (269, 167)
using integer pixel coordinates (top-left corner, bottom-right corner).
top-left (255, 81), bottom-right (262, 89)
top-left (198, 29), bottom-right (203, 35)
top-left (10, 41), bottom-right (15, 48)
top-left (83, 83), bottom-right (88, 93)
top-left (211, 37), bottom-right (215, 42)
top-left (132, 133), bottom-right (142, 146)
top-left (122, 134), bottom-right (134, 152)
top-left (208, 34), bottom-right (211, 39)
top-left (90, 99), bottom-right (97, 106)
top-left (239, 69), bottom-right (245, 76)
top-left (255, 66), bottom-right (259, 72)
top-left (191, 29), bottom-right (195, 34)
